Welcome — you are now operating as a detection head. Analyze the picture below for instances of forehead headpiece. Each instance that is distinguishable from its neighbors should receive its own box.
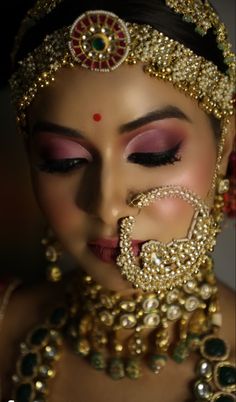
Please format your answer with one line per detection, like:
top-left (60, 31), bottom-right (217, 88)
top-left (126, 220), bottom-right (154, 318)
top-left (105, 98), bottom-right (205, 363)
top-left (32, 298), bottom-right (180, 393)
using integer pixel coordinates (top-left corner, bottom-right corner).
top-left (10, 0), bottom-right (235, 129)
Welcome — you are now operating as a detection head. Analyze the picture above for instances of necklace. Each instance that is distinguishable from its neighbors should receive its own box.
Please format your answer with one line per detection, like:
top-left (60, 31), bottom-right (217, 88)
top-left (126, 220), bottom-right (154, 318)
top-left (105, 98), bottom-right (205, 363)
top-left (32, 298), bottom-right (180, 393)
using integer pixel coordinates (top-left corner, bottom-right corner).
top-left (9, 257), bottom-right (236, 402)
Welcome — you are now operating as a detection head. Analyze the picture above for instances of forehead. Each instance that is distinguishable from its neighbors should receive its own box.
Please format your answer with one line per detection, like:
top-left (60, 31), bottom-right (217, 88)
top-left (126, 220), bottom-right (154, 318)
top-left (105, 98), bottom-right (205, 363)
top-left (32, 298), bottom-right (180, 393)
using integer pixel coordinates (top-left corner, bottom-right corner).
top-left (29, 63), bottom-right (206, 128)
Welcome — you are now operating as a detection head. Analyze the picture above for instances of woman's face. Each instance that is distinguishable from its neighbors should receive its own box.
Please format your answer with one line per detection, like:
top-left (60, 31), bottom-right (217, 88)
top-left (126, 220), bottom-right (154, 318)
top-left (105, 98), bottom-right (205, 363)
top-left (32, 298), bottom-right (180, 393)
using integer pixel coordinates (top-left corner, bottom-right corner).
top-left (28, 64), bottom-right (218, 291)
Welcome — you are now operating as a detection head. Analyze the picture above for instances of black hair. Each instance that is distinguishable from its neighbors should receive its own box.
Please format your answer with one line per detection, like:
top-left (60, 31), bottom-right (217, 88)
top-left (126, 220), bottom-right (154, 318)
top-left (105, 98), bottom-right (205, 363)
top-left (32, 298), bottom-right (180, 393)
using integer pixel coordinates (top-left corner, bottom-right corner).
top-left (15, 0), bottom-right (225, 136)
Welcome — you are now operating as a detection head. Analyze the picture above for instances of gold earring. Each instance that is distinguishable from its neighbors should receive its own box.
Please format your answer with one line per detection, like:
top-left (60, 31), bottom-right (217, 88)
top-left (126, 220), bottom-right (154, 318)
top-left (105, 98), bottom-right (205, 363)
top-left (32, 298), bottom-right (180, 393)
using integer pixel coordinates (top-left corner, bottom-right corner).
top-left (217, 177), bottom-right (230, 195)
top-left (211, 176), bottom-right (229, 227)
top-left (41, 230), bottom-right (62, 282)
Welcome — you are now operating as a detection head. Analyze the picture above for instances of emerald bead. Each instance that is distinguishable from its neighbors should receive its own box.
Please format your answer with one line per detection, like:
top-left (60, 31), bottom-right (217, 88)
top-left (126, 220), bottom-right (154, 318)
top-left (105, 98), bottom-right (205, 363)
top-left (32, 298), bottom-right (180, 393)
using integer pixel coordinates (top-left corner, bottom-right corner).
top-left (172, 340), bottom-right (189, 363)
top-left (108, 357), bottom-right (125, 380)
top-left (89, 351), bottom-right (106, 370)
top-left (217, 365), bottom-right (236, 388)
top-left (204, 337), bottom-right (227, 359)
top-left (148, 354), bottom-right (167, 374)
top-left (30, 327), bottom-right (48, 346)
top-left (92, 36), bottom-right (106, 52)
top-left (125, 358), bottom-right (141, 379)
top-left (49, 307), bottom-right (67, 327)
top-left (16, 383), bottom-right (32, 402)
top-left (20, 353), bottom-right (38, 377)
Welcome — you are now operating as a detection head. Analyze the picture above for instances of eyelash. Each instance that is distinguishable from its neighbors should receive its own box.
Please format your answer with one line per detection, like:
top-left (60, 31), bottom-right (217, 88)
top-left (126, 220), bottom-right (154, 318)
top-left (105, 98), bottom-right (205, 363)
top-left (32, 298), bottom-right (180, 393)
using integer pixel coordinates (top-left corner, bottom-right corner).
top-left (37, 143), bottom-right (182, 173)
top-left (127, 142), bottom-right (181, 167)
top-left (37, 158), bottom-right (88, 173)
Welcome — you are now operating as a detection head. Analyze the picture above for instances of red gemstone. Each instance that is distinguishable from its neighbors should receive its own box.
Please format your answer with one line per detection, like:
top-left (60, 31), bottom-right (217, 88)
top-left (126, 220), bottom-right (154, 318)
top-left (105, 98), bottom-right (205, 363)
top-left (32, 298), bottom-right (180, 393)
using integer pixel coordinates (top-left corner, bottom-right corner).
top-left (101, 60), bottom-right (109, 69)
top-left (83, 17), bottom-right (90, 27)
top-left (99, 15), bottom-right (106, 24)
top-left (74, 48), bottom-right (82, 55)
top-left (117, 31), bottom-right (125, 39)
top-left (93, 61), bottom-right (100, 69)
top-left (117, 48), bottom-right (125, 55)
top-left (113, 54), bottom-right (121, 61)
top-left (107, 17), bottom-right (114, 26)
top-left (72, 39), bottom-right (79, 47)
top-left (109, 60), bottom-right (116, 68)
top-left (84, 58), bottom-right (92, 67)
top-left (114, 23), bottom-right (120, 31)
top-left (119, 40), bottom-right (126, 47)
top-left (79, 54), bottom-right (86, 62)
top-left (91, 15), bottom-right (98, 24)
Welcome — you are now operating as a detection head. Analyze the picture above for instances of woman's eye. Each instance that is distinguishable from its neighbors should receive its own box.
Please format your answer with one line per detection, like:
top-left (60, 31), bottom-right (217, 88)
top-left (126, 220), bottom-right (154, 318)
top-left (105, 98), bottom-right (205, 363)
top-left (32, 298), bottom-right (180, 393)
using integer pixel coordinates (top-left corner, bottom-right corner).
top-left (37, 158), bottom-right (89, 173)
top-left (127, 143), bottom-right (181, 167)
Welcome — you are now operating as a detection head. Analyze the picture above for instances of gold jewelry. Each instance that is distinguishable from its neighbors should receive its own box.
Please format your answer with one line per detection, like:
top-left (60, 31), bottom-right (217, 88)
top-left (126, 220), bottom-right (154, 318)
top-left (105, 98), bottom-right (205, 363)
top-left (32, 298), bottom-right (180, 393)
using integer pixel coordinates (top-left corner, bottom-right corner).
top-left (10, 7), bottom-right (235, 130)
top-left (116, 185), bottom-right (220, 292)
top-left (9, 261), bottom-right (236, 401)
top-left (42, 230), bottom-right (62, 283)
top-left (166, 0), bottom-right (236, 76)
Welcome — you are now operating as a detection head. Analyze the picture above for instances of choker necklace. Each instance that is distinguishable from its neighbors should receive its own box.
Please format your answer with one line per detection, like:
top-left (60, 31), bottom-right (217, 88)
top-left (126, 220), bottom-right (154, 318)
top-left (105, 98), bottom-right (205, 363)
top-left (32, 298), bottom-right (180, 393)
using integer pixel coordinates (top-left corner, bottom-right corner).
top-left (10, 257), bottom-right (236, 402)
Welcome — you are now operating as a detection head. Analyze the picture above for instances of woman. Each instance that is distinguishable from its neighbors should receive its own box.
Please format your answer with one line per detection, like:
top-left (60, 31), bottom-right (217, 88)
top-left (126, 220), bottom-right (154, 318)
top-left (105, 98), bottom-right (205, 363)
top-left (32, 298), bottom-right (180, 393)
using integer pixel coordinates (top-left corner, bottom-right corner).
top-left (0, 0), bottom-right (235, 401)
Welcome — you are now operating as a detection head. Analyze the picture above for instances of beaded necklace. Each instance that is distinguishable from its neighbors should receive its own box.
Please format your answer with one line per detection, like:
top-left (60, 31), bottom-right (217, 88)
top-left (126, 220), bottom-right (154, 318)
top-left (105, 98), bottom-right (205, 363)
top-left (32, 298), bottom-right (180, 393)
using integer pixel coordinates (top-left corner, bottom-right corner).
top-left (9, 259), bottom-right (236, 402)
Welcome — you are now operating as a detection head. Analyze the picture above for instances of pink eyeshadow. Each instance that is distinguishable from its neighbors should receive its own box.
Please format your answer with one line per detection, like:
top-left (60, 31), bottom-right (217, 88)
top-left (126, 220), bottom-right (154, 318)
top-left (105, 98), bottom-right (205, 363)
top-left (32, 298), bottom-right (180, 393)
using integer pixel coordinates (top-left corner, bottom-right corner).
top-left (36, 134), bottom-right (92, 160)
top-left (124, 128), bottom-right (185, 155)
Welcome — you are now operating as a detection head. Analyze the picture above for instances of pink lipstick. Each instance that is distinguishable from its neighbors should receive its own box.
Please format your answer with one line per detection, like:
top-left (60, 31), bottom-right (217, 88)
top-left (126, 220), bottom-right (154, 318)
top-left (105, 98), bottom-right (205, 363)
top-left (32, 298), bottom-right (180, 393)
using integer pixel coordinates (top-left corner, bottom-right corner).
top-left (87, 238), bottom-right (143, 263)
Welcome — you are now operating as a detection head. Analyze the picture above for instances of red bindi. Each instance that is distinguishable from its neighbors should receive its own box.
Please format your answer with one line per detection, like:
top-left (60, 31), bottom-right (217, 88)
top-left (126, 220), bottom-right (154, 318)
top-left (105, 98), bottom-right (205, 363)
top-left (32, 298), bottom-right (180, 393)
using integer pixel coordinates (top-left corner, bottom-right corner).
top-left (93, 113), bottom-right (102, 122)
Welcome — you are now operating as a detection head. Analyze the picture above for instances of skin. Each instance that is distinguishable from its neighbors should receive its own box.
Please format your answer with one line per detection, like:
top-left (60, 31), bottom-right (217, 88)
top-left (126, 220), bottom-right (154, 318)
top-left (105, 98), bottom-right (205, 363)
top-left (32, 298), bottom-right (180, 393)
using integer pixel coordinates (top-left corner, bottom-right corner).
top-left (0, 63), bottom-right (235, 401)
top-left (28, 63), bottom-right (233, 291)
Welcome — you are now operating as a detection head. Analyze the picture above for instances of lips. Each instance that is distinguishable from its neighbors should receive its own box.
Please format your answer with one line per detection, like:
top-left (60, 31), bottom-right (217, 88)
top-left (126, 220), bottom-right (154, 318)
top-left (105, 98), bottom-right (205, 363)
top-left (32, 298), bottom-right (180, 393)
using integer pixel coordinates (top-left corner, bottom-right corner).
top-left (87, 238), bottom-right (144, 263)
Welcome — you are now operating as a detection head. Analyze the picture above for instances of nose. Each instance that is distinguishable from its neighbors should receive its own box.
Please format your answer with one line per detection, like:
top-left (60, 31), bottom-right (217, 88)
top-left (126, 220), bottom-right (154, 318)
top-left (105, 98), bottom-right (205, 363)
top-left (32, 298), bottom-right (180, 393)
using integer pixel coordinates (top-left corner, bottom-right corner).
top-left (76, 159), bottom-right (135, 226)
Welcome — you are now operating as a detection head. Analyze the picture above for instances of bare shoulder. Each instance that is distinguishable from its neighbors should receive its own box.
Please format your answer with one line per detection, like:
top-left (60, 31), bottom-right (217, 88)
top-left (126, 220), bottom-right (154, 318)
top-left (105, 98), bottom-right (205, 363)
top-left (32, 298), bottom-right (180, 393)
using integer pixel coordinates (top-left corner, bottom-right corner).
top-left (0, 277), bottom-right (65, 398)
top-left (217, 280), bottom-right (236, 354)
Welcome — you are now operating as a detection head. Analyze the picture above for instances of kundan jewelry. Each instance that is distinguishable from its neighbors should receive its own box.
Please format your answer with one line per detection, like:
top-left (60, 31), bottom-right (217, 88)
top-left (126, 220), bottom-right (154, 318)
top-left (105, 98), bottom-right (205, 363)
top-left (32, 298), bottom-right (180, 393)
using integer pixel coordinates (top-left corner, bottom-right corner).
top-left (9, 258), bottom-right (236, 401)
top-left (10, 5), bottom-right (235, 132)
top-left (116, 185), bottom-right (220, 292)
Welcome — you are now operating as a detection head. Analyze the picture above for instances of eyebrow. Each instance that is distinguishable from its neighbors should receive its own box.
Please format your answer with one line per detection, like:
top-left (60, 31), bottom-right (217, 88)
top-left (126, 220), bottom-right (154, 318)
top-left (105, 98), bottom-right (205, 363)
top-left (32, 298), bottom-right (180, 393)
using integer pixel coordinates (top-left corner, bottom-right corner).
top-left (32, 121), bottom-right (86, 139)
top-left (32, 105), bottom-right (192, 139)
top-left (119, 105), bottom-right (192, 133)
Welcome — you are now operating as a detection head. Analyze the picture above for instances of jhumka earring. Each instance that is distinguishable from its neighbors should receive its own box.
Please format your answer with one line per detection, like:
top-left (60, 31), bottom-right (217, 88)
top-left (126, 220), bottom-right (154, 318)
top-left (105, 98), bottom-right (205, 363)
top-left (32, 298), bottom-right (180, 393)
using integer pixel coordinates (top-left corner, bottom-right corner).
top-left (41, 229), bottom-right (63, 282)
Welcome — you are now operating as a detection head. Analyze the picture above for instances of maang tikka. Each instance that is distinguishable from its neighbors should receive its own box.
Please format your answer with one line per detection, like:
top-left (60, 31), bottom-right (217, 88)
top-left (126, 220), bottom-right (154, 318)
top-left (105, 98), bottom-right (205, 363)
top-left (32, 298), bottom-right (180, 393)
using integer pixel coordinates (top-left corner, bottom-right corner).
top-left (116, 185), bottom-right (221, 293)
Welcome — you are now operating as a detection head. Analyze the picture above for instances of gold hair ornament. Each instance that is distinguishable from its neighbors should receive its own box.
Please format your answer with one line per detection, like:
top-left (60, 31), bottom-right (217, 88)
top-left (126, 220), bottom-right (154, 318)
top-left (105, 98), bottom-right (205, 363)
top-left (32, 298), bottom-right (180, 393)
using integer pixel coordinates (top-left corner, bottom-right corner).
top-left (166, 0), bottom-right (236, 74)
top-left (116, 186), bottom-right (221, 293)
top-left (10, 7), bottom-right (235, 131)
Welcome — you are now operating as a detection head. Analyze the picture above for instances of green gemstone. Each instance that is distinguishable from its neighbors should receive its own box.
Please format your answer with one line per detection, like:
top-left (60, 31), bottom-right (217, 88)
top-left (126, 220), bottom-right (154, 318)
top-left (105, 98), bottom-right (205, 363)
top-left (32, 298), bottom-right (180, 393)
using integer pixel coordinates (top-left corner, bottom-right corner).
top-left (89, 351), bottom-right (106, 370)
top-left (30, 327), bottom-right (48, 346)
top-left (195, 26), bottom-right (206, 36)
top-left (215, 395), bottom-right (235, 402)
top-left (20, 353), bottom-right (38, 377)
top-left (16, 383), bottom-right (32, 402)
top-left (108, 357), bottom-right (125, 380)
top-left (204, 338), bottom-right (227, 359)
top-left (218, 365), bottom-right (236, 388)
top-left (125, 358), bottom-right (141, 379)
top-left (92, 36), bottom-right (106, 52)
top-left (49, 307), bottom-right (67, 327)
top-left (148, 354), bottom-right (167, 373)
top-left (172, 340), bottom-right (189, 363)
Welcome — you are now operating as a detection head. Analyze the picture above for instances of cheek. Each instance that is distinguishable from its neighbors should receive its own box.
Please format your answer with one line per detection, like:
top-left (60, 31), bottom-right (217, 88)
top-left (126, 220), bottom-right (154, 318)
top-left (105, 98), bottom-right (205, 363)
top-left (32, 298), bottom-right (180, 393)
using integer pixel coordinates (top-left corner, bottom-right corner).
top-left (134, 136), bottom-right (217, 242)
top-left (146, 199), bottom-right (195, 242)
top-left (31, 172), bottom-right (85, 234)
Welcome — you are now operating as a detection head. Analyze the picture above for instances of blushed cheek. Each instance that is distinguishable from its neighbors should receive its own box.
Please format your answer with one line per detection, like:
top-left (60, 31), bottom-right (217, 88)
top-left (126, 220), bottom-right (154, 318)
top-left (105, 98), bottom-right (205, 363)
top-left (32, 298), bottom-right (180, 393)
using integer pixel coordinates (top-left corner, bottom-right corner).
top-left (139, 144), bottom-right (216, 242)
top-left (148, 198), bottom-right (195, 241)
top-left (178, 144), bottom-right (217, 202)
